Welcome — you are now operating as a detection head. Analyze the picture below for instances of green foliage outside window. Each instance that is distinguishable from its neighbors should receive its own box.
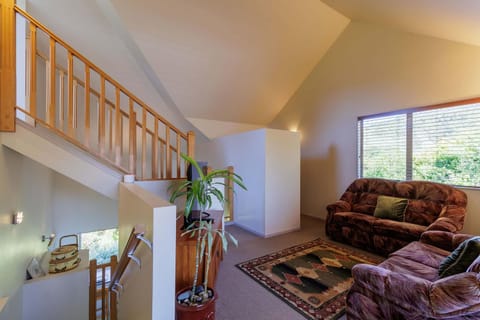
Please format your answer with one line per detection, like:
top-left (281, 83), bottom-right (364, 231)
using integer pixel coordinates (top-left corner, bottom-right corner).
top-left (81, 228), bottom-right (119, 264)
top-left (359, 102), bottom-right (480, 187)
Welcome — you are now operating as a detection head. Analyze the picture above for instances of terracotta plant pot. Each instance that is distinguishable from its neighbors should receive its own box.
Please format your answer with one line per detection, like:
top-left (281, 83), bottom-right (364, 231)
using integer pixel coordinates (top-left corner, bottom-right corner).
top-left (175, 287), bottom-right (216, 320)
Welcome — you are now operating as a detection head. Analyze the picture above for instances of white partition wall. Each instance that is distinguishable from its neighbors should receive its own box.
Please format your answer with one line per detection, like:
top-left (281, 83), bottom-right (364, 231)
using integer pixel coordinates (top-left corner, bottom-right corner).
top-left (197, 128), bottom-right (300, 237)
top-left (117, 183), bottom-right (176, 320)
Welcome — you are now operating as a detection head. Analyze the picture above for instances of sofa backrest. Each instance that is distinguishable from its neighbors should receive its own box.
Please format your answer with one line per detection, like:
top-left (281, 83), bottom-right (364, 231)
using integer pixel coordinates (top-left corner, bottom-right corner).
top-left (340, 178), bottom-right (468, 226)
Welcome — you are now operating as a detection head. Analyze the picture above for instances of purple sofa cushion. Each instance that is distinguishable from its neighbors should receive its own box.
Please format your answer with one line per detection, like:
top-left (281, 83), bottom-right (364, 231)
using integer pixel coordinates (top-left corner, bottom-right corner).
top-left (379, 255), bottom-right (439, 282)
top-left (390, 241), bottom-right (449, 269)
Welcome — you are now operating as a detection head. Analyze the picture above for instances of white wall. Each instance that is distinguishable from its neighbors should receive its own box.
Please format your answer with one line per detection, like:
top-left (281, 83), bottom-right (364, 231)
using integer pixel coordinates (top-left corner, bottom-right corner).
top-left (197, 128), bottom-right (300, 237)
top-left (22, 265), bottom-right (89, 320)
top-left (0, 145), bottom-right (54, 320)
top-left (117, 183), bottom-right (176, 320)
top-left (269, 20), bottom-right (480, 234)
top-left (51, 172), bottom-right (117, 237)
top-left (197, 129), bottom-right (266, 235)
top-left (265, 130), bottom-right (301, 237)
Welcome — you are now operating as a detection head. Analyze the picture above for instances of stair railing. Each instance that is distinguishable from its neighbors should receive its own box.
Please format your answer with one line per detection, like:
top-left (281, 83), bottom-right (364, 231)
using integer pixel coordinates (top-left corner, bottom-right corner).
top-left (108, 224), bottom-right (152, 317)
top-left (14, 6), bottom-right (195, 180)
top-left (89, 256), bottom-right (118, 320)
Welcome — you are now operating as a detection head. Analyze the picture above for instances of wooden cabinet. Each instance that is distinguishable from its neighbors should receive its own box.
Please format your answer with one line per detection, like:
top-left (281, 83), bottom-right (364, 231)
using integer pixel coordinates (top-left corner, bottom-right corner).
top-left (175, 210), bottom-right (223, 292)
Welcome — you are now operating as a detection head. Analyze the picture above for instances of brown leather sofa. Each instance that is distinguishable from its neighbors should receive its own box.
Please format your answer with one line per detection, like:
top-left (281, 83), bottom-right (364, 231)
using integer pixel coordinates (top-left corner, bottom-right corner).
top-left (326, 178), bottom-right (467, 255)
top-left (347, 231), bottom-right (480, 319)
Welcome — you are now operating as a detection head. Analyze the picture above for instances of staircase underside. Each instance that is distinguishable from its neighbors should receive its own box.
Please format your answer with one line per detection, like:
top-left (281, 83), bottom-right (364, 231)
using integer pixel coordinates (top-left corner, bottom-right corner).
top-left (1, 120), bottom-right (123, 199)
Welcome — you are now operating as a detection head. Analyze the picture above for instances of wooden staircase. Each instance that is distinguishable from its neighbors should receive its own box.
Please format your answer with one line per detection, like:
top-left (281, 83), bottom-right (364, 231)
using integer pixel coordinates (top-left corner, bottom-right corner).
top-left (1, 3), bottom-right (195, 181)
top-left (0, 2), bottom-right (195, 319)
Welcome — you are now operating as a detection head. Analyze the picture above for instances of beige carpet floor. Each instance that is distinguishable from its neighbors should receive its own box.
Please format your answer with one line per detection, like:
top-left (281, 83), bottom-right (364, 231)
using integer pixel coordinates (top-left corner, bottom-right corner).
top-left (215, 215), bottom-right (381, 320)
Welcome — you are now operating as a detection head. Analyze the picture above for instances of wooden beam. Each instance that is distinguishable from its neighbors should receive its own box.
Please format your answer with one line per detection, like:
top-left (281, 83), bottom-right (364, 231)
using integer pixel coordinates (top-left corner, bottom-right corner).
top-left (0, 0), bottom-right (16, 131)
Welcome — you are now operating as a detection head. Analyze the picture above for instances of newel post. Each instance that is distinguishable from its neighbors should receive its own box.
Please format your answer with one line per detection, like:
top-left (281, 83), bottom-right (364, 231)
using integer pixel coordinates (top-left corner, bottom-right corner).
top-left (0, 0), bottom-right (16, 132)
top-left (187, 130), bottom-right (195, 159)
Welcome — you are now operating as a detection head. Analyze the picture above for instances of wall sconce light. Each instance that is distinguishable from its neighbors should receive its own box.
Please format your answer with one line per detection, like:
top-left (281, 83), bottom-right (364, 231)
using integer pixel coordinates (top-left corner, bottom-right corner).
top-left (12, 211), bottom-right (24, 225)
top-left (42, 233), bottom-right (56, 247)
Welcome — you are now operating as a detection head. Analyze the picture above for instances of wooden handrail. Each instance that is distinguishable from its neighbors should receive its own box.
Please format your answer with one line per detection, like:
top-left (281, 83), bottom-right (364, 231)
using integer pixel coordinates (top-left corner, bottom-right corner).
top-left (14, 6), bottom-right (194, 180)
top-left (109, 225), bottom-right (150, 293)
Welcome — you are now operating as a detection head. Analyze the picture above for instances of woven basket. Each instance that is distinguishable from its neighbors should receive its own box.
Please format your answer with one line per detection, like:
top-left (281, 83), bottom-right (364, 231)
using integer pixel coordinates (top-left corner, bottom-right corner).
top-left (49, 235), bottom-right (80, 274)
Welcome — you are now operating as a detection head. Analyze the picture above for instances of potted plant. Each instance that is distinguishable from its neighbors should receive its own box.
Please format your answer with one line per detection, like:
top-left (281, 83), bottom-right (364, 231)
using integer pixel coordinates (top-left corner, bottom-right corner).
top-left (169, 154), bottom-right (247, 320)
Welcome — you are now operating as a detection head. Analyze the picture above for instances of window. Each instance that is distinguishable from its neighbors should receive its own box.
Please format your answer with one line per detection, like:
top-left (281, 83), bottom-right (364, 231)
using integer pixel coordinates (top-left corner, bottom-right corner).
top-left (80, 228), bottom-right (119, 264)
top-left (358, 99), bottom-right (480, 187)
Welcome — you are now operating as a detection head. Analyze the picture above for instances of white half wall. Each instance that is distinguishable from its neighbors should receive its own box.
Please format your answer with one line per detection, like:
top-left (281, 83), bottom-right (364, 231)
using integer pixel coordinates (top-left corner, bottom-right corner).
top-left (117, 183), bottom-right (176, 320)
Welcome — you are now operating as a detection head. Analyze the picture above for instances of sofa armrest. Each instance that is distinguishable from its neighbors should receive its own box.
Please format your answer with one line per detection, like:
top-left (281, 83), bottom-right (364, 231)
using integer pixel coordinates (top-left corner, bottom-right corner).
top-left (326, 200), bottom-right (352, 214)
top-left (420, 231), bottom-right (474, 251)
top-left (430, 273), bottom-right (480, 316)
top-left (351, 264), bottom-right (433, 315)
top-left (426, 205), bottom-right (466, 233)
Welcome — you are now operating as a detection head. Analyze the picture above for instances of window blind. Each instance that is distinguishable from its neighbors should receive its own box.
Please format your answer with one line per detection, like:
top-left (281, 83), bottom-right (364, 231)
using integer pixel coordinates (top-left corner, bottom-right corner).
top-left (359, 114), bottom-right (406, 180)
top-left (358, 100), bottom-right (480, 188)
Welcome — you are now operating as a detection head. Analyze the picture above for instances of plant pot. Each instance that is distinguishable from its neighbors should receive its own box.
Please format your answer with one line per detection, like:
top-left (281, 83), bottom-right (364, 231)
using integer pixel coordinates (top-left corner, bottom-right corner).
top-left (175, 287), bottom-right (216, 320)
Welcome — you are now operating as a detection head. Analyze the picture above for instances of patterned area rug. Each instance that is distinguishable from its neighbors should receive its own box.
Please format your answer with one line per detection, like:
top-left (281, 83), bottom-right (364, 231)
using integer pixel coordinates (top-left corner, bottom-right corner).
top-left (236, 238), bottom-right (382, 320)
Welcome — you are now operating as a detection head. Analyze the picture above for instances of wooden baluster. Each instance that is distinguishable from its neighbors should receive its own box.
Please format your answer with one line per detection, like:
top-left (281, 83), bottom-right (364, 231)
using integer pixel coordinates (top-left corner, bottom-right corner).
top-left (109, 256), bottom-right (118, 320)
top-left (109, 106), bottom-right (113, 153)
top-left (48, 38), bottom-right (56, 126)
top-left (187, 131), bottom-right (195, 159)
top-left (141, 108), bottom-right (147, 179)
top-left (45, 59), bottom-right (49, 121)
top-left (84, 67), bottom-right (90, 147)
top-left (152, 118), bottom-right (158, 179)
top-left (89, 259), bottom-right (97, 320)
top-left (166, 127), bottom-right (171, 179)
top-left (99, 76), bottom-right (106, 156)
top-left (160, 133), bottom-right (164, 179)
top-left (101, 265), bottom-right (106, 320)
top-left (226, 166), bottom-right (234, 222)
top-left (73, 79), bottom-right (78, 129)
top-left (0, 0), bottom-right (15, 132)
top-left (58, 70), bottom-right (64, 130)
top-left (28, 23), bottom-right (37, 120)
top-left (176, 133), bottom-right (181, 178)
top-left (114, 88), bottom-right (121, 166)
top-left (67, 52), bottom-right (74, 136)
top-left (128, 99), bottom-right (136, 176)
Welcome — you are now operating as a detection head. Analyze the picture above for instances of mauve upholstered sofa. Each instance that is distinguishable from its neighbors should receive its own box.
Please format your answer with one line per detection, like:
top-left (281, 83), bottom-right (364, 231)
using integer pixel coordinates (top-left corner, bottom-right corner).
top-left (347, 231), bottom-right (480, 319)
top-left (326, 178), bottom-right (467, 256)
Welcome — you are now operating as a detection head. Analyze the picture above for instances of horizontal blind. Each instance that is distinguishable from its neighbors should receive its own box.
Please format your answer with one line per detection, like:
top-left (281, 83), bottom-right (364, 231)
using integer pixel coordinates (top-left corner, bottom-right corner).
top-left (359, 114), bottom-right (406, 180)
top-left (412, 103), bottom-right (480, 186)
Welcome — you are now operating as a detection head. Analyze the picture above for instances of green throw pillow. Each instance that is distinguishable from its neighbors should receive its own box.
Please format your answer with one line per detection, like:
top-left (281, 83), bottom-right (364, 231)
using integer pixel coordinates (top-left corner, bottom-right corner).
top-left (373, 195), bottom-right (408, 222)
top-left (439, 236), bottom-right (480, 278)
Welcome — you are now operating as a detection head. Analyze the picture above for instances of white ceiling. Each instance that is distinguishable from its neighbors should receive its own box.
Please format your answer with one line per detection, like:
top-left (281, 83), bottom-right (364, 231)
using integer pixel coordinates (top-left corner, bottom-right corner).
top-left (110, 0), bottom-right (349, 125)
top-left (27, 0), bottom-right (480, 134)
top-left (322, 0), bottom-right (480, 47)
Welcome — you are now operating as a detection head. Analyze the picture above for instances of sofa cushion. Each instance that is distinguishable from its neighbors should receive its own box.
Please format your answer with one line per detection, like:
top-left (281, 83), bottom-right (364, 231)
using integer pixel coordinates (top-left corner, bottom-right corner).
top-left (404, 199), bottom-right (443, 226)
top-left (379, 255), bottom-right (439, 282)
top-left (373, 219), bottom-right (426, 241)
top-left (390, 241), bottom-right (449, 269)
top-left (439, 236), bottom-right (480, 278)
top-left (374, 195), bottom-right (408, 221)
top-left (332, 212), bottom-right (376, 232)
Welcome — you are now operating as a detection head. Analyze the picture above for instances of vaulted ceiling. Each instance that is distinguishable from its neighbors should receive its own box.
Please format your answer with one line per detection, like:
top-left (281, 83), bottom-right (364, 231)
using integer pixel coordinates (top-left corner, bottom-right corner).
top-left (26, 0), bottom-right (480, 138)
